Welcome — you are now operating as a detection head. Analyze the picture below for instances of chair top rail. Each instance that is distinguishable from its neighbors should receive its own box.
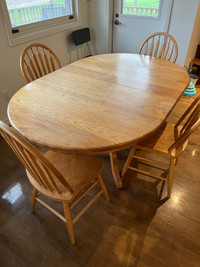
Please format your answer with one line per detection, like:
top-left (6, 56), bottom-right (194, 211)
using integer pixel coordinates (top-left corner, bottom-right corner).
top-left (20, 43), bottom-right (61, 83)
top-left (138, 32), bottom-right (178, 63)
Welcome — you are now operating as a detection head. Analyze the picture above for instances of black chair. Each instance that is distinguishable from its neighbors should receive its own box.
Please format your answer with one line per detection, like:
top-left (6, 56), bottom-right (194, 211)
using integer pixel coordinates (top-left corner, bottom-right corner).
top-left (72, 27), bottom-right (92, 59)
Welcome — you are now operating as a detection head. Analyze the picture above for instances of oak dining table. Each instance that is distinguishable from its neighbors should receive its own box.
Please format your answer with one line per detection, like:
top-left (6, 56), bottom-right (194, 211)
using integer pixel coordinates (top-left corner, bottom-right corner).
top-left (8, 53), bottom-right (190, 188)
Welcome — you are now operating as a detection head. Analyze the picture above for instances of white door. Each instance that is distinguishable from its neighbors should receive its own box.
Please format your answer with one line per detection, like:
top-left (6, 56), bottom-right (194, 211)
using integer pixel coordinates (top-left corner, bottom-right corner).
top-left (113, 0), bottom-right (172, 53)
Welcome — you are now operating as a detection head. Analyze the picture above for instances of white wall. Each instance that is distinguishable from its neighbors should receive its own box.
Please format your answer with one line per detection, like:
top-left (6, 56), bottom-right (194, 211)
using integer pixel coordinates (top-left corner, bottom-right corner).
top-left (88, 0), bottom-right (112, 54)
top-left (184, 2), bottom-right (200, 68)
top-left (168, 0), bottom-right (200, 66)
top-left (0, 0), bottom-right (89, 121)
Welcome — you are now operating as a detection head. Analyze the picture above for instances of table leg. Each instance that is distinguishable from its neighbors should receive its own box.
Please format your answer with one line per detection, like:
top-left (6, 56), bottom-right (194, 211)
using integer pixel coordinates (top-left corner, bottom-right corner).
top-left (109, 152), bottom-right (123, 189)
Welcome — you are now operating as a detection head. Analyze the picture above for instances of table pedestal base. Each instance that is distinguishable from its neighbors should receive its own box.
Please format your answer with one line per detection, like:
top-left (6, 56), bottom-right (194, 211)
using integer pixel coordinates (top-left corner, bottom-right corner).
top-left (109, 152), bottom-right (123, 189)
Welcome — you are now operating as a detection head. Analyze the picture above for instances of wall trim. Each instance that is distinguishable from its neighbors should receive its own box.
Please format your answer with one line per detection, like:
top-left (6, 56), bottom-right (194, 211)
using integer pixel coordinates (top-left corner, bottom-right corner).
top-left (164, 0), bottom-right (173, 33)
top-left (0, 0), bottom-right (81, 46)
top-left (105, 0), bottom-right (113, 53)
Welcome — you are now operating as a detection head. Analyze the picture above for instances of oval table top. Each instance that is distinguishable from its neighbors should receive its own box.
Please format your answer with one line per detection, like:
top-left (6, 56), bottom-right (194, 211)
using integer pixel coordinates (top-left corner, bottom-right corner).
top-left (8, 53), bottom-right (189, 155)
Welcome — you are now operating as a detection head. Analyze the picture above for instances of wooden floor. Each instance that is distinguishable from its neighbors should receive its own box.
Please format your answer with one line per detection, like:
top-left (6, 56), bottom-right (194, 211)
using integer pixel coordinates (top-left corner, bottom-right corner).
top-left (0, 89), bottom-right (200, 267)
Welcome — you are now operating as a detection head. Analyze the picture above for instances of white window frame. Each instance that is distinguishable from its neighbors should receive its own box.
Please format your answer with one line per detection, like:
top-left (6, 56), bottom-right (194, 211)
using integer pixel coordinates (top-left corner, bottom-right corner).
top-left (121, 0), bottom-right (162, 20)
top-left (0, 0), bottom-right (81, 46)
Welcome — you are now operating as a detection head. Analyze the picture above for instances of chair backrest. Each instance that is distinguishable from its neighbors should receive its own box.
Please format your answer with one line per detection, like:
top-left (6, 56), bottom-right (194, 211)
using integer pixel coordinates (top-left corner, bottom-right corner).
top-left (168, 96), bottom-right (200, 154)
top-left (20, 43), bottom-right (61, 83)
top-left (138, 32), bottom-right (178, 63)
top-left (0, 122), bottom-right (73, 195)
top-left (72, 27), bottom-right (92, 59)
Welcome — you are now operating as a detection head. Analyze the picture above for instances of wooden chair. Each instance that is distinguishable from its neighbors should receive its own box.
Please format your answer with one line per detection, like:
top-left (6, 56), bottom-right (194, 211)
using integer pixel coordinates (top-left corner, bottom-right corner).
top-left (121, 95), bottom-right (200, 198)
top-left (138, 32), bottom-right (178, 63)
top-left (0, 122), bottom-right (110, 245)
top-left (20, 43), bottom-right (61, 83)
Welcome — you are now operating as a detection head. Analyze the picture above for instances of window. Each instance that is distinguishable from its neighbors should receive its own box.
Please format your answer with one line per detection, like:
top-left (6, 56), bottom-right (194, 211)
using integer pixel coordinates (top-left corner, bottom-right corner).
top-left (0, 0), bottom-right (79, 46)
top-left (5, 0), bottom-right (73, 28)
top-left (122, 0), bottom-right (161, 17)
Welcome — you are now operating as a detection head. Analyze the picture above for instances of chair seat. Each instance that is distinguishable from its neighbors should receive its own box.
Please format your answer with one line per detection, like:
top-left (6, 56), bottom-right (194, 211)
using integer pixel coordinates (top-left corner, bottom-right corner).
top-left (136, 122), bottom-right (187, 157)
top-left (26, 151), bottom-right (103, 202)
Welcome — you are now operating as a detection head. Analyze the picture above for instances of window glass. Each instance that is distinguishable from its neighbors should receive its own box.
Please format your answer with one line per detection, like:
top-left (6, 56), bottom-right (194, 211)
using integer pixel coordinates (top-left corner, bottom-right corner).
top-left (123, 0), bottom-right (160, 17)
top-left (5, 0), bottom-right (73, 28)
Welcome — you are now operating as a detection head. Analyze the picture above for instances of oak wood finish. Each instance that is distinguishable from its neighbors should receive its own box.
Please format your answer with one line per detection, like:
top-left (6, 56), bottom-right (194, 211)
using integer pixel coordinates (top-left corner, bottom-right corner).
top-left (0, 121), bottom-right (110, 245)
top-left (138, 32), bottom-right (178, 63)
top-left (109, 152), bottom-right (122, 188)
top-left (121, 95), bottom-right (200, 198)
top-left (20, 43), bottom-right (61, 83)
top-left (191, 58), bottom-right (200, 66)
top-left (8, 54), bottom-right (189, 188)
top-left (1, 89), bottom-right (200, 266)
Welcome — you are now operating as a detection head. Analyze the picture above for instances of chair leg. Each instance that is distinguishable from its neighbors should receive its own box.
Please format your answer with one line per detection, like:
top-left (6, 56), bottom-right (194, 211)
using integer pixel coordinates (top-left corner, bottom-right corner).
top-left (97, 175), bottom-right (110, 202)
top-left (121, 147), bottom-right (136, 180)
top-left (63, 202), bottom-right (75, 245)
top-left (168, 158), bottom-right (176, 198)
top-left (31, 188), bottom-right (39, 213)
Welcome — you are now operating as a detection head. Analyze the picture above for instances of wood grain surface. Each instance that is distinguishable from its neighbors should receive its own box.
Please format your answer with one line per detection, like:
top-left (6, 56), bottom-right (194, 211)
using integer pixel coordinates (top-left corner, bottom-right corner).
top-left (8, 54), bottom-right (190, 154)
